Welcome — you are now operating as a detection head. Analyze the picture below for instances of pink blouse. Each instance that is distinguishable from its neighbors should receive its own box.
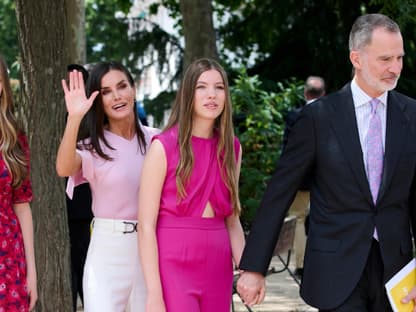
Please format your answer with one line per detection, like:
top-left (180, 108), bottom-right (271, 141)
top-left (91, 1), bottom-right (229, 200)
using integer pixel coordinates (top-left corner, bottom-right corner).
top-left (155, 126), bottom-right (240, 218)
top-left (67, 126), bottom-right (160, 220)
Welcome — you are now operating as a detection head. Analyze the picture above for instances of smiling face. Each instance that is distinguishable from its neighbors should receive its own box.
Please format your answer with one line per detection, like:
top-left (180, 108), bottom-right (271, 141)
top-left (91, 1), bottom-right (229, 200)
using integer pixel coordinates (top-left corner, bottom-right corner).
top-left (350, 27), bottom-right (404, 97)
top-left (192, 69), bottom-right (225, 124)
top-left (100, 69), bottom-right (136, 123)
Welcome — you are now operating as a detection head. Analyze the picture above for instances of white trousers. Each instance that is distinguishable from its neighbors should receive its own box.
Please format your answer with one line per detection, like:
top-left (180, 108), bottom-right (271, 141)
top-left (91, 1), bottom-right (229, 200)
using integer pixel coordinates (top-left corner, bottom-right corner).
top-left (83, 218), bottom-right (146, 312)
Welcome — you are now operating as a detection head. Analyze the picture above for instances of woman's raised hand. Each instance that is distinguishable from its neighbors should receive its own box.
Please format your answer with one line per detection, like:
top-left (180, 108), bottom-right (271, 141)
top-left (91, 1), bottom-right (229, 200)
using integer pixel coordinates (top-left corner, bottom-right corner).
top-left (61, 70), bottom-right (99, 117)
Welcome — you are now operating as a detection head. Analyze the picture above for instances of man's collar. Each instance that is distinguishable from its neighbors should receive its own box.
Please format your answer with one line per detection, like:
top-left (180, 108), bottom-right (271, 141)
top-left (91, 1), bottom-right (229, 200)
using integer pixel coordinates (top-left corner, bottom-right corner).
top-left (351, 78), bottom-right (387, 108)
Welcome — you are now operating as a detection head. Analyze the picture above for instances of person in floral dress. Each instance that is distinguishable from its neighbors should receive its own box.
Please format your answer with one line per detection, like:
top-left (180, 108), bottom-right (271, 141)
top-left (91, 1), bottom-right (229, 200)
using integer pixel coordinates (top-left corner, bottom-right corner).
top-left (0, 55), bottom-right (37, 311)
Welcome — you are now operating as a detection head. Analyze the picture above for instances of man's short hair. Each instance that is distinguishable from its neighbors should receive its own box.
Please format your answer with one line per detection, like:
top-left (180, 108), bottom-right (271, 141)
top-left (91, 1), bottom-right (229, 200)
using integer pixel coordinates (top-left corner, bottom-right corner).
top-left (304, 76), bottom-right (325, 98)
top-left (349, 13), bottom-right (400, 51)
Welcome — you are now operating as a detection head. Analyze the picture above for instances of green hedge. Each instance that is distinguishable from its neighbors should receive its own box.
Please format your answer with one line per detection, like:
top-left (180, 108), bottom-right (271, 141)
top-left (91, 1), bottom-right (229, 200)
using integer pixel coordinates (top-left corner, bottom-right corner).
top-left (231, 70), bottom-right (303, 230)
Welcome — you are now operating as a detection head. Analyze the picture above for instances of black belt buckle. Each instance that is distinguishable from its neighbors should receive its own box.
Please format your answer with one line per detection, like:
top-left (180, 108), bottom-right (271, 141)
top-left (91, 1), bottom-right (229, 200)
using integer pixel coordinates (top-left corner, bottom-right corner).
top-left (123, 221), bottom-right (137, 234)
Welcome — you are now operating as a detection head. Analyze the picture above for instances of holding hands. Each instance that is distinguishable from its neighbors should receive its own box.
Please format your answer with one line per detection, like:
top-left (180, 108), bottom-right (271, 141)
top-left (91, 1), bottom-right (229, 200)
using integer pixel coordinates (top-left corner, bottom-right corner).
top-left (61, 70), bottom-right (99, 118)
top-left (237, 271), bottom-right (266, 306)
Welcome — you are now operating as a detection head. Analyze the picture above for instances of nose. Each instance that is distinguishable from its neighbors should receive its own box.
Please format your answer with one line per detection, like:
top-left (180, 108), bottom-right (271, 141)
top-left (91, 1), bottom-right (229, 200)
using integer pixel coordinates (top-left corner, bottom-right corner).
top-left (207, 86), bottom-right (216, 98)
top-left (112, 89), bottom-right (121, 100)
top-left (390, 58), bottom-right (403, 76)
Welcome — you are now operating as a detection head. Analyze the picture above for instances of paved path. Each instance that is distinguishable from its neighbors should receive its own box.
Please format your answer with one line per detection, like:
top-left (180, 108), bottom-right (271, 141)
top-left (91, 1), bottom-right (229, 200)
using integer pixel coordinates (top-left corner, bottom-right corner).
top-left (77, 258), bottom-right (318, 312)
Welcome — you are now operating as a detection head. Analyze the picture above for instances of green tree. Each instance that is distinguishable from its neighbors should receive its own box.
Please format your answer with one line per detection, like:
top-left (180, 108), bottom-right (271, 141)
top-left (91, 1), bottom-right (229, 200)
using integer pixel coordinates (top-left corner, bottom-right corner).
top-left (232, 70), bottom-right (303, 228)
top-left (217, 0), bottom-right (416, 95)
top-left (0, 0), bottom-right (19, 78)
top-left (85, 0), bottom-right (131, 65)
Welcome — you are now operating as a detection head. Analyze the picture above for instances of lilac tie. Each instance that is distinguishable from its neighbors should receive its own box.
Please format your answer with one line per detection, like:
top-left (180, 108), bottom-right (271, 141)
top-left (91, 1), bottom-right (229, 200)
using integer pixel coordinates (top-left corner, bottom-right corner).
top-left (366, 98), bottom-right (384, 204)
top-left (366, 99), bottom-right (383, 240)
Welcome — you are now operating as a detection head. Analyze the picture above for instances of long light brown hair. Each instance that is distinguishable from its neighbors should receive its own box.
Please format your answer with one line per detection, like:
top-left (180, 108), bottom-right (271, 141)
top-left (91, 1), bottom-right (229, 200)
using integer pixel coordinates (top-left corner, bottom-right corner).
top-left (0, 56), bottom-right (28, 187)
top-left (165, 58), bottom-right (241, 215)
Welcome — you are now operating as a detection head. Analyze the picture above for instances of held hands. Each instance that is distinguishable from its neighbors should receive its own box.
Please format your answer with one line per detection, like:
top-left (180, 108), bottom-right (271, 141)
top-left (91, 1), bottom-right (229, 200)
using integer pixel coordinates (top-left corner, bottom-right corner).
top-left (401, 286), bottom-right (416, 312)
top-left (236, 271), bottom-right (266, 306)
top-left (61, 70), bottom-right (99, 118)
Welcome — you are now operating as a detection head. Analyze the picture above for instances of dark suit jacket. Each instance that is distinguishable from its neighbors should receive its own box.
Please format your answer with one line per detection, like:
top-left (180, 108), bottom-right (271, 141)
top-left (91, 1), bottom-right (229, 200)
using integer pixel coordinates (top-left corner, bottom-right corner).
top-left (239, 83), bottom-right (416, 309)
top-left (282, 106), bottom-right (303, 149)
top-left (282, 106), bottom-right (312, 191)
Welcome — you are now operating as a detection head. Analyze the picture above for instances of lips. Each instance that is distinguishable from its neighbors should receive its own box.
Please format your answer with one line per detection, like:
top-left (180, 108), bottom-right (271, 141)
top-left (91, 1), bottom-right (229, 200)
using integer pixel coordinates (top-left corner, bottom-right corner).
top-left (204, 102), bottom-right (218, 109)
top-left (112, 103), bottom-right (127, 110)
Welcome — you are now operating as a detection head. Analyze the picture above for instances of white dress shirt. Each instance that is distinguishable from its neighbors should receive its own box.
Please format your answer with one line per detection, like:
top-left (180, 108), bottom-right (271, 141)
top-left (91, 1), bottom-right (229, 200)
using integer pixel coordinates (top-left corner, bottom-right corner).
top-left (350, 79), bottom-right (387, 176)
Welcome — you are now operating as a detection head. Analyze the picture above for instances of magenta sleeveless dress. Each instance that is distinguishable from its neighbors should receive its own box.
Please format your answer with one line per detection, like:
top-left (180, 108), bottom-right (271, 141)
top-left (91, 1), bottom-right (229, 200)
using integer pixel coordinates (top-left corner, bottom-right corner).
top-left (154, 126), bottom-right (239, 312)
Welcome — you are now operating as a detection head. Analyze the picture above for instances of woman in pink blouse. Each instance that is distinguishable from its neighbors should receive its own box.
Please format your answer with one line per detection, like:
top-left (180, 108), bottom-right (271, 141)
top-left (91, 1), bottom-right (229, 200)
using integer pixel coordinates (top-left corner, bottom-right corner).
top-left (138, 58), bottom-right (245, 312)
top-left (57, 61), bottom-right (159, 312)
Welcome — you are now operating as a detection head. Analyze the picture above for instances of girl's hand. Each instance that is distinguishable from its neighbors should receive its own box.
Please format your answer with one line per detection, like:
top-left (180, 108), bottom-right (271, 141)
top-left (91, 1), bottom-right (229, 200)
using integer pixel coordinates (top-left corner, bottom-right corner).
top-left (145, 293), bottom-right (166, 312)
top-left (61, 70), bottom-right (99, 118)
top-left (27, 272), bottom-right (37, 311)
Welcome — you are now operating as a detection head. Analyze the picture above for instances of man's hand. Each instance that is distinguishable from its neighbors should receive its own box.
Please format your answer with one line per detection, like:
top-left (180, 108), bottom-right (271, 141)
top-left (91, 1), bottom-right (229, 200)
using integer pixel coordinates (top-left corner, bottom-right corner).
top-left (401, 286), bottom-right (416, 312)
top-left (236, 271), bottom-right (266, 306)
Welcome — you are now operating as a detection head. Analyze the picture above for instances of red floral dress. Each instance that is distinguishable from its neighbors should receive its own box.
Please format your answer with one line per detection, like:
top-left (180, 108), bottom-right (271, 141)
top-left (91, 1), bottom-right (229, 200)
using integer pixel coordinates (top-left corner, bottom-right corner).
top-left (0, 135), bottom-right (32, 312)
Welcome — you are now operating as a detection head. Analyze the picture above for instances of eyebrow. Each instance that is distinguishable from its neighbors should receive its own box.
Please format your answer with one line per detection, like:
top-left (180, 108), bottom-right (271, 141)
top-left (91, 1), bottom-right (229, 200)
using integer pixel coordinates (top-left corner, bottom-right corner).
top-left (101, 79), bottom-right (128, 90)
top-left (196, 80), bottom-right (224, 85)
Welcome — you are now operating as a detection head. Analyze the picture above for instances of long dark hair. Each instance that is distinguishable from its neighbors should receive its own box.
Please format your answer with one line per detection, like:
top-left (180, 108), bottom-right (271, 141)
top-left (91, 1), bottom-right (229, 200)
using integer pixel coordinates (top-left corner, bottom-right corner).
top-left (78, 61), bottom-right (146, 159)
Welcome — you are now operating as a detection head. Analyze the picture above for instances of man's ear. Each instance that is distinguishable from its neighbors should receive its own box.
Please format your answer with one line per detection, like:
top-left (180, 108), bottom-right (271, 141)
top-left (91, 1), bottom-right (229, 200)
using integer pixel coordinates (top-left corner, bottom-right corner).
top-left (350, 50), bottom-right (362, 70)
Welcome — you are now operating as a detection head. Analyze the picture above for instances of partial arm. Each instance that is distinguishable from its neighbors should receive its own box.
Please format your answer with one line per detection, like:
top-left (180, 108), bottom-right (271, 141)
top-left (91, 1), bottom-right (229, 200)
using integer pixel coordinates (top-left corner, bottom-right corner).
top-left (56, 71), bottom-right (99, 177)
top-left (226, 145), bottom-right (245, 267)
top-left (231, 145), bottom-right (266, 306)
top-left (238, 109), bottom-right (316, 305)
top-left (137, 140), bottom-right (167, 312)
top-left (13, 203), bottom-right (37, 310)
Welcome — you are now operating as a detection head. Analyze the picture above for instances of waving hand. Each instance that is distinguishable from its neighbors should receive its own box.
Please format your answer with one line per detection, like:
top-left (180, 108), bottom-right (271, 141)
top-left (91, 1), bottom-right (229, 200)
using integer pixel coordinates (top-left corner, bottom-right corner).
top-left (61, 70), bottom-right (99, 117)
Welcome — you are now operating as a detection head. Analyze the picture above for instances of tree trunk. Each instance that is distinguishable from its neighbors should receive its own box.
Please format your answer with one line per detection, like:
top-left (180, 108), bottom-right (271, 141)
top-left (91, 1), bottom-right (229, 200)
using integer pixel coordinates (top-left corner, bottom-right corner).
top-left (179, 0), bottom-right (218, 70)
top-left (66, 0), bottom-right (86, 64)
top-left (15, 1), bottom-right (72, 310)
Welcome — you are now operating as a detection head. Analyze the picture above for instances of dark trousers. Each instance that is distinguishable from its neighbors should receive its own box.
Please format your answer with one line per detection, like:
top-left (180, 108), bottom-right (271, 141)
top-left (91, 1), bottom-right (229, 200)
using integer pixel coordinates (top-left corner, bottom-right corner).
top-left (320, 239), bottom-right (392, 312)
top-left (69, 219), bottom-right (91, 312)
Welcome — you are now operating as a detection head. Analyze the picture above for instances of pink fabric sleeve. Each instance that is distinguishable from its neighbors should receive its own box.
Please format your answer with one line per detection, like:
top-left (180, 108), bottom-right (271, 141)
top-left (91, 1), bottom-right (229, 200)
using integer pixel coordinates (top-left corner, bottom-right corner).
top-left (66, 149), bottom-right (94, 199)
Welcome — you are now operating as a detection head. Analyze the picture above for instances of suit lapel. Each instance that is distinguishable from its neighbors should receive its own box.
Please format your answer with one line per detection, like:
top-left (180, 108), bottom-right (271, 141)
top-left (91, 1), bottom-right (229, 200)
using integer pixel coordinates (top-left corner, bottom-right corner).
top-left (377, 91), bottom-right (409, 203)
top-left (329, 84), bottom-right (373, 205)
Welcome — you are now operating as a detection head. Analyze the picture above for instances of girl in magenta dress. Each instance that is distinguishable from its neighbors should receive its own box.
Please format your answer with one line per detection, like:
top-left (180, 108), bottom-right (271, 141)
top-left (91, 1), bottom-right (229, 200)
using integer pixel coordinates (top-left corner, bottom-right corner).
top-left (0, 55), bottom-right (37, 311)
top-left (138, 58), bottom-right (245, 312)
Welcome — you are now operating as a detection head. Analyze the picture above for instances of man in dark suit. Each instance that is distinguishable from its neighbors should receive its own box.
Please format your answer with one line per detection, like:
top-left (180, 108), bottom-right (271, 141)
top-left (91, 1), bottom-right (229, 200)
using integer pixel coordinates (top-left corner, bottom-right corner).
top-left (237, 14), bottom-right (416, 311)
top-left (283, 76), bottom-right (326, 278)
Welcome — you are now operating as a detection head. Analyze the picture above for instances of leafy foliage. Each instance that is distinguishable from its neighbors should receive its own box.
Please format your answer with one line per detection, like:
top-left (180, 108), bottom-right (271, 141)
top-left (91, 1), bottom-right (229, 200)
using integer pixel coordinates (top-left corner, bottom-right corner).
top-left (231, 70), bottom-right (303, 229)
top-left (86, 0), bottom-right (183, 87)
top-left (0, 0), bottom-right (19, 78)
top-left (143, 90), bottom-right (175, 127)
top-left (85, 0), bottom-right (131, 67)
